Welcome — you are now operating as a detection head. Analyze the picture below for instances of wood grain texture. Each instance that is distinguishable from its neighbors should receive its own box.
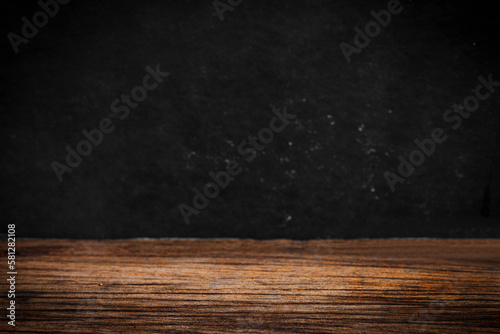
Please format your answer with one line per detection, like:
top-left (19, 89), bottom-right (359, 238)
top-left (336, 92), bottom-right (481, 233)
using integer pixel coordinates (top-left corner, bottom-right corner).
top-left (1, 239), bottom-right (499, 333)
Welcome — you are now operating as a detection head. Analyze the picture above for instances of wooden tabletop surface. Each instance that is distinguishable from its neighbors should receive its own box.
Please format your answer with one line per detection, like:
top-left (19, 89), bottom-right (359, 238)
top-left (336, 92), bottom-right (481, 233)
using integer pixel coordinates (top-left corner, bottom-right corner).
top-left (1, 239), bottom-right (499, 333)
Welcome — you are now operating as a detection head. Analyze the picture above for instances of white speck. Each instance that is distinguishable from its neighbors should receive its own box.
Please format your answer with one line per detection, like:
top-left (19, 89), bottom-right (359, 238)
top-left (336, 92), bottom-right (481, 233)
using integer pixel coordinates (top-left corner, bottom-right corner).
top-left (388, 109), bottom-right (392, 114)
top-left (302, 98), bottom-right (307, 102)
top-left (366, 148), bottom-right (376, 154)
top-left (288, 141), bottom-right (293, 146)
top-left (330, 121), bottom-right (335, 126)
top-left (384, 152), bottom-right (389, 156)
top-left (327, 115), bottom-right (333, 119)
top-left (358, 124), bottom-right (365, 132)
top-left (371, 187), bottom-right (376, 192)
top-left (285, 215), bottom-right (292, 222)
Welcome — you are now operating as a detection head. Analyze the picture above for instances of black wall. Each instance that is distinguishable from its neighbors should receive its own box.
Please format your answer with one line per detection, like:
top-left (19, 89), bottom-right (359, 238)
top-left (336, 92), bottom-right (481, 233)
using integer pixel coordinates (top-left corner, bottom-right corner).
top-left (1, 0), bottom-right (499, 239)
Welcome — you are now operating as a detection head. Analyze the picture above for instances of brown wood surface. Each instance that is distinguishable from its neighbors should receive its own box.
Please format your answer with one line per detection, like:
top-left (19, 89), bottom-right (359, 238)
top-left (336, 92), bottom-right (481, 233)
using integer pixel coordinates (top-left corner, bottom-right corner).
top-left (1, 239), bottom-right (499, 333)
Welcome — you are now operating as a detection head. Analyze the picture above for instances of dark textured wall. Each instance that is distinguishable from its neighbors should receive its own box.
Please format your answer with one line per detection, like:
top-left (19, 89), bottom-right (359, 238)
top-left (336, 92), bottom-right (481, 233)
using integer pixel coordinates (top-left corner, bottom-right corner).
top-left (1, 0), bottom-right (499, 239)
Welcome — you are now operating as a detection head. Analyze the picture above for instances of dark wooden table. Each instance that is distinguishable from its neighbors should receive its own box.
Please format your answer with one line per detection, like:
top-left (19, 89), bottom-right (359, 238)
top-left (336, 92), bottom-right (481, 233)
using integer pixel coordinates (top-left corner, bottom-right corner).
top-left (1, 239), bottom-right (499, 333)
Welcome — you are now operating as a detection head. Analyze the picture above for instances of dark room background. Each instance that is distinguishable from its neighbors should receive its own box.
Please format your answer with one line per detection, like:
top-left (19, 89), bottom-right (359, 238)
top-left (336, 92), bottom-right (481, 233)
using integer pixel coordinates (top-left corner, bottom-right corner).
top-left (1, 0), bottom-right (499, 239)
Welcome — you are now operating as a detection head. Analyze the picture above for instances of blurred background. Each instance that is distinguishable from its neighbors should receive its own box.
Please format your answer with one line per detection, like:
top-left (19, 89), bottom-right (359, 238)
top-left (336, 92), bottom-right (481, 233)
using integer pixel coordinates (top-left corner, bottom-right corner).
top-left (1, 0), bottom-right (499, 239)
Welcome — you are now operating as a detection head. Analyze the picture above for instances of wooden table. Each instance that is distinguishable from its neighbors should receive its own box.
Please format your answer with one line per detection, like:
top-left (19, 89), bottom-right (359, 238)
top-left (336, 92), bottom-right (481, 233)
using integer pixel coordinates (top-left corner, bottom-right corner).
top-left (2, 239), bottom-right (499, 333)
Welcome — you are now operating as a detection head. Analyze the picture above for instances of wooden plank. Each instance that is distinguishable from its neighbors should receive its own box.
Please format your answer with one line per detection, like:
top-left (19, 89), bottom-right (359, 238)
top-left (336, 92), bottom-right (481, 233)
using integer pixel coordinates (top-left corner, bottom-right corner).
top-left (1, 239), bottom-right (499, 333)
